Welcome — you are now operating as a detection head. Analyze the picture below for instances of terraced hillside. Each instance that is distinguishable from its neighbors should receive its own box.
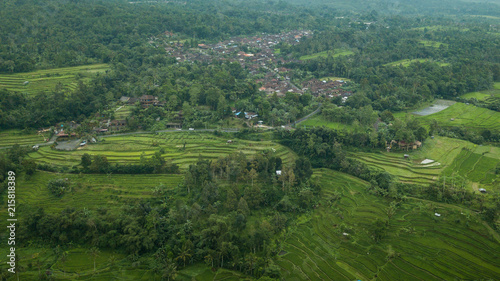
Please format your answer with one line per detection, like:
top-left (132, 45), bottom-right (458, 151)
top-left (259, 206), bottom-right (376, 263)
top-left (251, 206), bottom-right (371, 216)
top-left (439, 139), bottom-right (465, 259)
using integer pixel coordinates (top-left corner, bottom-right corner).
top-left (443, 147), bottom-right (500, 190)
top-left (0, 172), bottom-right (182, 217)
top-left (276, 169), bottom-right (500, 280)
top-left (417, 102), bottom-right (500, 131)
top-left (383, 59), bottom-right (449, 67)
top-left (27, 132), bottom-right (297, 169)
top-left (0, 129), bottom-right (47, 147)
top-left (299, 49), bottom-right (354, 60)
top-left (353, 151), bottom-right (441, 185)
top-left (351, 137), bottom-right (500, 190)
top-left (0, 64), bottom-right (109, 95)
top-left (3, 244), bottom-right (251, 280)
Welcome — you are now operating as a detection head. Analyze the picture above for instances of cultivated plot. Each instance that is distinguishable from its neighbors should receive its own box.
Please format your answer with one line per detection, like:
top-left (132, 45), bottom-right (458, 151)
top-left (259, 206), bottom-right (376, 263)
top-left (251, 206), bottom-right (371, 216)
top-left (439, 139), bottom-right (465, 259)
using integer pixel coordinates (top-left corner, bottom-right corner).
top-left (276, 169), bottom-right (500, 281)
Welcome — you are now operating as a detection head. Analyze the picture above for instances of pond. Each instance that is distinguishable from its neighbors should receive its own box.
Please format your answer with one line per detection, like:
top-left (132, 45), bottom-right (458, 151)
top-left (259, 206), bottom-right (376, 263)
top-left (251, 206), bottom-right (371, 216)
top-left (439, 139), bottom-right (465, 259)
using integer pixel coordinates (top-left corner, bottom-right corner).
top-left (413, 99), bottom-right (456, 116)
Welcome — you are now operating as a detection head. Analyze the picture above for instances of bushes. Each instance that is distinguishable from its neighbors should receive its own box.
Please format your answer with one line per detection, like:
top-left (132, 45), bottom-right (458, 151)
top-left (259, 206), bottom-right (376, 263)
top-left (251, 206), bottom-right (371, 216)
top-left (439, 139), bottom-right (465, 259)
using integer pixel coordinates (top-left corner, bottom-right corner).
top-left (47, 178), bottom-right (70, 197)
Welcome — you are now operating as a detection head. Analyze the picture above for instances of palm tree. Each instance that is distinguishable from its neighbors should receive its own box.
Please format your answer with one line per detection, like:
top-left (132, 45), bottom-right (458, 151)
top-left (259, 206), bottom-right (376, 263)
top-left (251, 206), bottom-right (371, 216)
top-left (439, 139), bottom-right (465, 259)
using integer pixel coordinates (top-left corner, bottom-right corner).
top-left (162, 259), bottom-right (177, 281)
top-left (60, 251), bottom-right (68, 278)
top-left (175, 244), bottom-right (192, 268)
top-left (87, 247), bottom-right (100, 272)
top-left (245, 253), bottom-right (258, 276)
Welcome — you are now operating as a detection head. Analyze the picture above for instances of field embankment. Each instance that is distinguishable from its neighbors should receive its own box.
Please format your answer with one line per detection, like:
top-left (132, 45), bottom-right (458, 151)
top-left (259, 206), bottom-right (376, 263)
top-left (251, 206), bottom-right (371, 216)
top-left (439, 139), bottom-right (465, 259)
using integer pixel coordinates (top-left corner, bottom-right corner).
top-left (0, 64), bottom-right (109, 95)
top-left (276, 169), bottom-right (500, 280)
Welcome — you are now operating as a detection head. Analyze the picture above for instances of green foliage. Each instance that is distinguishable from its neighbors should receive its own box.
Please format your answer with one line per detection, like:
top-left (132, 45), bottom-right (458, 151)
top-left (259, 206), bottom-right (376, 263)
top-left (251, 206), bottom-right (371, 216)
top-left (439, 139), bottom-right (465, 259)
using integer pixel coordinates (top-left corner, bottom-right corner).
top-left (46, 178), bottom-right (69, 197)
top-left (371, 218), bottom-right (388, 242)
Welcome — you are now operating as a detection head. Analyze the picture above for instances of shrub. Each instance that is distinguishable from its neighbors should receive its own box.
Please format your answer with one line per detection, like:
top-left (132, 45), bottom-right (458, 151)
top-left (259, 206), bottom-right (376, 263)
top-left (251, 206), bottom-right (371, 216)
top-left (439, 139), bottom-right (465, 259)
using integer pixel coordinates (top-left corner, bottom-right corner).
top-left (47, 178), bottom-right (70, 197)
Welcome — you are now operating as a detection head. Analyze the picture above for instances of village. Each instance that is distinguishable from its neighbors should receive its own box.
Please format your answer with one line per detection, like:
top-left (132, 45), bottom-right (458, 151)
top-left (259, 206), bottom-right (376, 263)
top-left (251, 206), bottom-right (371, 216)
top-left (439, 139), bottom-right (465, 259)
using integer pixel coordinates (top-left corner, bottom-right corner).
top-left (150, 30), bottom-right (353, 99)
top-left (31, 31), bottom-right (359, 149)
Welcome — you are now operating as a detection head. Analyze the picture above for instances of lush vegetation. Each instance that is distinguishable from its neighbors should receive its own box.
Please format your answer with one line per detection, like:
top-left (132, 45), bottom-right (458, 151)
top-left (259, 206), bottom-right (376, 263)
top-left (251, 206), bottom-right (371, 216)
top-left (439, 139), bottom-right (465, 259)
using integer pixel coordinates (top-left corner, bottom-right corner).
top-left (277, 169), bottom-right (500, 280)
top-left (0, 0), bottom-right (499, 280)
top-left (0, 64), bottom-right (109, 95)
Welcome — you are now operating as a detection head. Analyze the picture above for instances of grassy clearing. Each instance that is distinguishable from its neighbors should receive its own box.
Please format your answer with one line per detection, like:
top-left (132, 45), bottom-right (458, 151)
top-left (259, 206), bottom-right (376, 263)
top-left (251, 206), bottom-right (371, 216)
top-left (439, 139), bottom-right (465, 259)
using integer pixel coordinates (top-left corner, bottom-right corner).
top-left (0, 129), bottom-right (48, 147)
top-left (383, 59), bottom-right (450, 67)
top-left (471, 15), bottom-right (500, 20)
top-left (416, 102), bottom-right (500, 131)
top-left (413, 25), bottom-right (470, 31)
top-left (299, 49), bottom-right (354, 60)
top-left (276, 169), bottom-right (500, 281)
top-left (27, 132), bottom-right (298, 170)
top-left (419, 40), bottom-right (449, 48)
top-left (461, 82), bottom-right (500, 100)
top-left (113, 105), bottom-right (134, 119)
top-left (299, 115), bottom-right (353, 131)
top-left (0, 64), bottom-right (109, 95)
top-left (318, 76), bottom-right (352, 82)
top-left (461, 91), bottom-right (492, 100)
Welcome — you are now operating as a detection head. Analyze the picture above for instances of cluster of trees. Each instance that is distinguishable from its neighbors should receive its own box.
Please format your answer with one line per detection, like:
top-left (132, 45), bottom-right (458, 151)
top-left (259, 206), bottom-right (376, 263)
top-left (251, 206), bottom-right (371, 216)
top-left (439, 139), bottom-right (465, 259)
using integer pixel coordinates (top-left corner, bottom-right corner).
top-left (0, 145), bottom-right (36, 187)
top-left (79, 152), bottom-right (179, 174)
top-left (277, 127), bottom-right (393, 190)
top-left (0, 0), bottom-right (327, 73)
top-left (429, 121), bottom-right (500, 145)
top-left (457, 96), bottom-right (500, 112)
top-left (0, 78), bottom-right (110, 129)
top-left (282, 21), bottom-right (499, 111)
top-left (21, 152), bottom-right (316, 279)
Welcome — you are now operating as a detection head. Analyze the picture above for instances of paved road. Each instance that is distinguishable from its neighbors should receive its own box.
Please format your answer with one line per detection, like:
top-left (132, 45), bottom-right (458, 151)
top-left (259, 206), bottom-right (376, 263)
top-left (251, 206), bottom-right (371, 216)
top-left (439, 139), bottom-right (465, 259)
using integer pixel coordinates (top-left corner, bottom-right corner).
top-left (291, 103), bottom-right (322, 127)
top-left (0, 104), bottom-right (322, 150)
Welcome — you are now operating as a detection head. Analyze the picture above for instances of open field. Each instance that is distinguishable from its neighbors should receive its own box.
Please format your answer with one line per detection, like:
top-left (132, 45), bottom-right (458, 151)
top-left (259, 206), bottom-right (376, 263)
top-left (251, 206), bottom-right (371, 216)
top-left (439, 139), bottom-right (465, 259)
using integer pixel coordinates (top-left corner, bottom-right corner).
top-left (350, 137), bottom-right (500, 190)
top-left (418, 40), bottom-right (448, 48)
top-left (383, 59), bottom-right (450, 67)
top-left (27, 132), bottom-right (298, 170)
top-left (412, 25), bottom-right (470, 31)
top-left (298, 115), bottom-right (353, 131)
top-left (0, 129), bottom-right (49, 147)
top-left (318, 76), bottom-right (352, 82)
top-left (113, 105), bottom-right (134, 119)
top-left (416, 102), bottom-right (500, 131)
top-left (0, 64), bottom-right (109, 95)
top-left (461, 91), bottom-right (493, 100)
top-left (276, 169), bottom-right (500, 281)
top-left (461, 82), bottom-right (500, 101)
top-left (471, 15), bottom-right (500, 20)
top-left (299, 49), bottom-right (354, 60)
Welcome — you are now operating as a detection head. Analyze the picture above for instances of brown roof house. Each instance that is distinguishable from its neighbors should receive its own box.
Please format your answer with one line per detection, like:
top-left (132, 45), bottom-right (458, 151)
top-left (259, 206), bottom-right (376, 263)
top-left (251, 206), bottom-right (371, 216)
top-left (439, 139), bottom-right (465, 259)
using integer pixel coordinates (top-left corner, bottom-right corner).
top-left (140, 95), bottom-right (159, 108)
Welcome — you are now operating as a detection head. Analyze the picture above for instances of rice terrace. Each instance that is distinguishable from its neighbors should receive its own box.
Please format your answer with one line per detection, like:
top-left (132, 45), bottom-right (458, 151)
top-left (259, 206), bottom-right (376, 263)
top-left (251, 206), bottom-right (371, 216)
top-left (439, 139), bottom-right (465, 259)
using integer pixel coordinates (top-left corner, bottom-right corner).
top-left (1, 0), bottom-right (500, 280)
top-left (0, 64), bottom-right (109, 95)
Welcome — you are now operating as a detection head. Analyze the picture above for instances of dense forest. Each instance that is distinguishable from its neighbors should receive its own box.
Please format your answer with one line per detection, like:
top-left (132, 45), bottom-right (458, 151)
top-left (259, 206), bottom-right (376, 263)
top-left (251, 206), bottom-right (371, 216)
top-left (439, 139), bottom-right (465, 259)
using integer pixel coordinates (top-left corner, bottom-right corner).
top-left (0, 0), bottom-right (499, 280)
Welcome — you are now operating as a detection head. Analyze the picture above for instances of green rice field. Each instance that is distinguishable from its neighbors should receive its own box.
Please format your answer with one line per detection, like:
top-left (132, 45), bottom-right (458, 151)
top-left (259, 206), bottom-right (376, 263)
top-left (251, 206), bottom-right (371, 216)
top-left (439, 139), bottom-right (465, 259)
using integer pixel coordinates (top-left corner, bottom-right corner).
top-left (2, 245), bottom-right (250, 280)
top-left (351, 137), bottom-right (500, 190)
top-left (2, 171), bottom-right (183, 216)
top-left (318, 76), bottom-right (352, 82)
top-left (419, 40), bottom-right (448, 48)
top-left (113, 105), bottom-right (134, 119)
top-left (299, 49), bottom-right (354, 60)
top-left (27, 132), bottom-right (298, 170)
top-left (416, 102), bottom-right (500, 131)
top-left (0, 64), bottom-right (109, 95)
top-left (276, 169), bottom-right (500, 280)
top-left (461, 82), bottom-right (500, 101)
top-left (383, 59), bottom-right (450, 67)
top-left (298, 115), bottom-right (353, 131)
top-left (0, 129), bottom-right (48, 147)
